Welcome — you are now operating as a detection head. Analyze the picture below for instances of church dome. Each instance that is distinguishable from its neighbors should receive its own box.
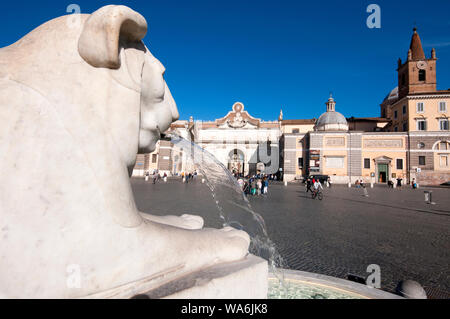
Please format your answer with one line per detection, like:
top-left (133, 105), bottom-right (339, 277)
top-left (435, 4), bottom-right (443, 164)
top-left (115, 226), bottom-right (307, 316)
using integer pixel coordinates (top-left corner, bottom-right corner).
top-left (382, 87), bottom-right (398, 105)
top-left (315, 111), bottom-right (348, 131)
top-left (314, 95), bottom-right (348, 131)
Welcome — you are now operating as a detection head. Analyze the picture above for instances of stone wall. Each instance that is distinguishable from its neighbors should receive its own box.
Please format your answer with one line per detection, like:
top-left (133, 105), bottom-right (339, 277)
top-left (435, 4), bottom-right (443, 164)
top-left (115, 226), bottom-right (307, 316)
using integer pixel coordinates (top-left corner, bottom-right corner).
top-left (347, 133), bottom-right (362, 177)
top-left (158, 140), bottom-right (173, 172)
top-left (283, 135), bottom-right (298, 175)
top-left (416, 171), bottom-right (450, 186)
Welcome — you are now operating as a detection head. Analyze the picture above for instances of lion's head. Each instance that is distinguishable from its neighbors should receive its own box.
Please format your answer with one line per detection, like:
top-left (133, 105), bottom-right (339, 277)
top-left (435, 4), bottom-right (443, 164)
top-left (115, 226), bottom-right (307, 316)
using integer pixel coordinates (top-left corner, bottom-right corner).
top-left (0, 5), bottom-right (180, 228)
top-left (78, 5), bottom-right (179, 155)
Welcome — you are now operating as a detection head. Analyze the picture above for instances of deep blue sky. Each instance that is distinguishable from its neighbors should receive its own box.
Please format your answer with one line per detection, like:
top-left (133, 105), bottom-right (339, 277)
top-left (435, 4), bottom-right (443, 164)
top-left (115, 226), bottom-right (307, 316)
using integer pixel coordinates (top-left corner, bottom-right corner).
top-left (1, 0), bottom-right (449, 121)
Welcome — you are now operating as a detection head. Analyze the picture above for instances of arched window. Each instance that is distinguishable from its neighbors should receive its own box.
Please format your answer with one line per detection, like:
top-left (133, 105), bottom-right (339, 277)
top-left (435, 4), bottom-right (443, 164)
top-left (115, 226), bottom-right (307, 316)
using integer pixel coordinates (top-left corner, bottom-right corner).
top-left (419, 69), bottom-right (426, 81)
top-left (436, 141), bottom-right (449, 151)
top-left (433, 141), bottom-right (450, 169)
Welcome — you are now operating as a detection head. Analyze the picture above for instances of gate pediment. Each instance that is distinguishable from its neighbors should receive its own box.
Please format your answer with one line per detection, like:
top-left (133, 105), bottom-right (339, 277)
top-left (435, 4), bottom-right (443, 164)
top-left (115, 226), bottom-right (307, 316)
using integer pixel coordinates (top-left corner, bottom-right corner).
top-left (215, 102), bottom-right (261, 128)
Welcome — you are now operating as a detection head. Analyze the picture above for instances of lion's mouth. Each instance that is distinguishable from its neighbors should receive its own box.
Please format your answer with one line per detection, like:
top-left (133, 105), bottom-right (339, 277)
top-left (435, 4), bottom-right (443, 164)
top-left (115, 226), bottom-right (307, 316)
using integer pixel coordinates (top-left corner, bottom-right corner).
top-left (159, 133), bottom-right (170, 141)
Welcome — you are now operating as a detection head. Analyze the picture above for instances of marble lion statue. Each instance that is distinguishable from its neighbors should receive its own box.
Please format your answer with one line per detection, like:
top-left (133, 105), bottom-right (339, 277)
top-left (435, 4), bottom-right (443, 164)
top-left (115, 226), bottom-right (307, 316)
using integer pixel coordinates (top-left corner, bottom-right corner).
top-left (0, 5), bottom-right (249, 298)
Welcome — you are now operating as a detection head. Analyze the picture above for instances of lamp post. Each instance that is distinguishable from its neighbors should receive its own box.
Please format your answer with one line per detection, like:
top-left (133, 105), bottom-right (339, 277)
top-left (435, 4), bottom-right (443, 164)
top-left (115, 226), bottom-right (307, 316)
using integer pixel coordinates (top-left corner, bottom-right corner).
top-left (348, 133), bottom-right (352, 187)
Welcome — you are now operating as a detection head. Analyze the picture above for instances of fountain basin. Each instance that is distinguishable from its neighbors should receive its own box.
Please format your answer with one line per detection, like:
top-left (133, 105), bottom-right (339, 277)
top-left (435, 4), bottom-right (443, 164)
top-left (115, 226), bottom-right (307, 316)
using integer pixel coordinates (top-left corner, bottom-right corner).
top-left (133, 255), bottom-right (402, 299)
top-left (269, 269), bottom-right (403, 299)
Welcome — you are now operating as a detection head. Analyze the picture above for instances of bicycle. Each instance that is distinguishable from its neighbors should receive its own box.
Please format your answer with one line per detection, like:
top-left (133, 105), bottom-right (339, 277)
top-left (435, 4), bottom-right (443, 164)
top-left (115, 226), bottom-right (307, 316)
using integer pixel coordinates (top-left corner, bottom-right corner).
top-left (311, 189), bottom-right (323, 200)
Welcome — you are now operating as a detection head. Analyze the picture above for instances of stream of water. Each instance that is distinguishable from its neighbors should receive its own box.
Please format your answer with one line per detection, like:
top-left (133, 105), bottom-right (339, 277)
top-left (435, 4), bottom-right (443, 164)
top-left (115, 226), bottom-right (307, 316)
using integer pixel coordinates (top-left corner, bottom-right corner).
top-left (166, 133), bottom-right (288, 297)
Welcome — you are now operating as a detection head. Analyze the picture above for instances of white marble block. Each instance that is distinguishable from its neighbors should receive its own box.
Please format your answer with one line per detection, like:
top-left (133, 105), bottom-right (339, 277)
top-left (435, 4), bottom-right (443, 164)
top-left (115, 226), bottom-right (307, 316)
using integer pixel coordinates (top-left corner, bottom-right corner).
top-left (0, 5), bottom-right (258, 298)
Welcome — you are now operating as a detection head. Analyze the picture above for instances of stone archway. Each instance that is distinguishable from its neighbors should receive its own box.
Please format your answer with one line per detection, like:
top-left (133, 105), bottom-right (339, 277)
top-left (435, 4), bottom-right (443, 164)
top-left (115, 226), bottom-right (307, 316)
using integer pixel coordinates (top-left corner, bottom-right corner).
top-left (228, 149), bottom-right (245, 176)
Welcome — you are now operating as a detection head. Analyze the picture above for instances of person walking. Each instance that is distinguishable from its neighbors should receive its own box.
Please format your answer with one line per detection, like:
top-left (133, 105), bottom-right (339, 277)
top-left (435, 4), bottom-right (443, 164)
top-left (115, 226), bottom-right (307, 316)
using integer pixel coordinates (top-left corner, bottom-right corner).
top-left (257, 179), bottom-right (262, 196)
top-left (362, 183), bottom-right (369, 197)
top-left (263, 177), bottom-right (269, 194)
top-left (412, 178), bottom-right (418, 189)
top-left (306, 177), bottom-right (312, 193)
top-left (243, 180), bottom-right (250, 195)
top-left (152, 170), bottom-right (158, 184)
top-left (251, 178), bottom-right (257, 196)
top-left (237, 178), bottom-right (244, 190)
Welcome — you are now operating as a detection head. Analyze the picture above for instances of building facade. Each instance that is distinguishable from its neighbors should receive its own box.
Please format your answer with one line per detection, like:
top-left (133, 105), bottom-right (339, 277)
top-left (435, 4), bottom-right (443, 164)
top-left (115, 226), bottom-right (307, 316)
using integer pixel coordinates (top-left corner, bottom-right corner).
top-left (133, 28), bottom-right (449, 185)
top-left (133, 102), bottom-right (281, 177)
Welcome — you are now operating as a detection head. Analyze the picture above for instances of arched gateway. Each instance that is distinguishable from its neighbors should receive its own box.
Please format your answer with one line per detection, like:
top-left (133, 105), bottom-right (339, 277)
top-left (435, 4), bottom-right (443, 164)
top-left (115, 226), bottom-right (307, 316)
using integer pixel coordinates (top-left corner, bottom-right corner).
top-left (228, 149), bottom-right (245, 175)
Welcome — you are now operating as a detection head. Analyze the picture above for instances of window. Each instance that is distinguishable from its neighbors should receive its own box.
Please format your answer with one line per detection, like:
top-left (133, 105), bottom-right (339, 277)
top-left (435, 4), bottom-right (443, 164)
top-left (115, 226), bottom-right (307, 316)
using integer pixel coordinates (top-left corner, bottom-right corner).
top-left (417, 119), bottom-right (427, 131)
top-left (439, 119), bottom-right (449, 131)
top-left (419, 156), bottom-right (426, 166)
top-left (403, 122), bottom-right (408, 131)
top-left (292, 128), bottom-right (299, 134)
top-left (364, 158), bottom-right (370, 169)
top-left (394, 110), bottom-right (398, 119)
top-left (402, 105), bottom-right (407, 114)
top-left (325, 156), bottom-right (344, 169)
top-left (439, 142), bottom-right (448, 150)
top-left (394, 126), bottom-right (398, 132)
top-left (298, 157), bottom-right (303, 168)
top-left (396, 159), bottom-right (403, 170)
top-left (439, 102), bottom-right (447, 112)
top-left (418, 69), bottom-right (426, 81)
top-left (402, 74), bottom-right (406, 86)
top-left (417, 142), bottom-right (425, 149)
top-left (416, 102), bottom-right (424, 113)
top-left (440, 155), bottom-right (449, 168)
top-left (152, 154), bottom-right (157, 163)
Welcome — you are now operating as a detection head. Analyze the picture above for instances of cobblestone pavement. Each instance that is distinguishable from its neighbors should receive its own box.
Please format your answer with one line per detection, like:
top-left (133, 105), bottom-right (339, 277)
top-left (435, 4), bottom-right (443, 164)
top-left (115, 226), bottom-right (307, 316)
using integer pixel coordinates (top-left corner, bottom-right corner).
top-left (131, 178), bottom-right (450, 298)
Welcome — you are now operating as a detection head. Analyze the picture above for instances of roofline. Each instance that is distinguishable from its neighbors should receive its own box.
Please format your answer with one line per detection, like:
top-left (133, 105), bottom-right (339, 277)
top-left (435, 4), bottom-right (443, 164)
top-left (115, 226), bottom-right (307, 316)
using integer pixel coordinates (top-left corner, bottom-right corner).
top-left (281, 119), bottom-right (316, 124)
top-left (347, 117), bottom-right (389, 122)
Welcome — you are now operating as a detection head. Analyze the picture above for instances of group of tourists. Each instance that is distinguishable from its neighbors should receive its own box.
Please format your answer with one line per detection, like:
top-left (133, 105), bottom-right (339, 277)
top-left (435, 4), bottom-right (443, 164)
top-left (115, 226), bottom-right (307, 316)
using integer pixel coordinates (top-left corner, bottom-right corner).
top-left (181, 170), bottom-right (198, 183)
top-left (237, 174), bottom-right (270, 196)
top-left (233, 173), bottom-right (280, 181)
top-left (145, 170), bottom-right (201, 184)
top-left (145, 170), bottom-right (168, 184)
top-left (354, 179), bottom-right (366, 188)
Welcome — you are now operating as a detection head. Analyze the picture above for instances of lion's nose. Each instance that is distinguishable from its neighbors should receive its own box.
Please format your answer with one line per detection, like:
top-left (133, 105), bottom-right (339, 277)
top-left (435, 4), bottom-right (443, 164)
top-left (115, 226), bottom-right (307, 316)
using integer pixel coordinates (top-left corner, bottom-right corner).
top-left (165, 84), bottom-right (179, 121)
top-left (171, 103), bottom-right (179, 121)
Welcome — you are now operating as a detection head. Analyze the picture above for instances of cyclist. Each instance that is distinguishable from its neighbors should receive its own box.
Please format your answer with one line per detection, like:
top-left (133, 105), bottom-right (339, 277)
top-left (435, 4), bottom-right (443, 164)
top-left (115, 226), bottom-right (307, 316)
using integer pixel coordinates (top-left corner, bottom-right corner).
top-left (312, 179), bottom-right (323, 199)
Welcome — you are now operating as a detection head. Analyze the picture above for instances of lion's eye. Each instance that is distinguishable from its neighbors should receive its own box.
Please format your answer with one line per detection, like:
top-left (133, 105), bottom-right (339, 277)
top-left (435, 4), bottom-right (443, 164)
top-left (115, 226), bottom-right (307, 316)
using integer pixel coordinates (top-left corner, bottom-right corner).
top-left (142, 55), bottom-right (166, 102)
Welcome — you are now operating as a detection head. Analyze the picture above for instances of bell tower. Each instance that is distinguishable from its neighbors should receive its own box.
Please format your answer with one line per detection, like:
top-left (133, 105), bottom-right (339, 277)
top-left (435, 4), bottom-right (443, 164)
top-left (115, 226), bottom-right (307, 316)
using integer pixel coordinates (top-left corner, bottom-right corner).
top-left (397, 28), bottom-right (437, 99)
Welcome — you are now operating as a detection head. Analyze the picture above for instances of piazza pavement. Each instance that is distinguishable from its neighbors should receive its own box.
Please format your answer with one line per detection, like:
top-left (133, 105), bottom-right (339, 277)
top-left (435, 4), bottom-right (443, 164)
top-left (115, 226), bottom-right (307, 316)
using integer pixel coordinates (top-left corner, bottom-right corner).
top-left (131, 177), bottom-right (450, 298)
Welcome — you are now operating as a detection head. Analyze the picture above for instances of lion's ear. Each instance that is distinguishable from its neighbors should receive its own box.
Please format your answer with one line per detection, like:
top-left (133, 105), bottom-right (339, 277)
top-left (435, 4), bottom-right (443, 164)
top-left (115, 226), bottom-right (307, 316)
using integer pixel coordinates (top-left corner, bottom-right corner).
top-left (78, 5), bottom-right (147, 69)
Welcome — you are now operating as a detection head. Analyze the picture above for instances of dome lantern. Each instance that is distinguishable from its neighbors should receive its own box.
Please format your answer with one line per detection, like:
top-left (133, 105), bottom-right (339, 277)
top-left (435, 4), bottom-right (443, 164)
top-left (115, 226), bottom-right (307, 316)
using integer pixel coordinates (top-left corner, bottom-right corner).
top-left (314, 94), bottom-right (348, 131)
